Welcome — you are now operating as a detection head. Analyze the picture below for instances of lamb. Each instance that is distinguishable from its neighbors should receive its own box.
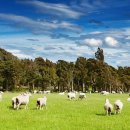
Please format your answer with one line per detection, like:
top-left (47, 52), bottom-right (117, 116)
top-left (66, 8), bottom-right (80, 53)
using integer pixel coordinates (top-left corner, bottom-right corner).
top-left (67, 92), bottom-right (76, 100)
top-left (15, 92), bottom-right (32, 110)
top-left (114, 100), bottom-right (123, 114)
top-left (37, 96), bottom-right (47, 110)
top-left (104, 99), bottom-right (113, 115)
top-left (79, 92), bottom-right (86, 99)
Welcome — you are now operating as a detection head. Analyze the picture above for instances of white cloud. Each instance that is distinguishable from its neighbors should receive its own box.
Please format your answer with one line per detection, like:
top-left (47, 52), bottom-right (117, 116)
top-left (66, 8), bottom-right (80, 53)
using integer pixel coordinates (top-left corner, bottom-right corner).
top-left (105, 36), bottom-right (118, 47)
top-left (0, 13), bottom-right (81, 34)
top-left (25, 0), bottom-right (83, 19)
top-left (6, 49), bottom-right (33, 59)
top-left (81, 38), bottom-right (103, 46)
top-left (89, 31), bottom-right (102, 34)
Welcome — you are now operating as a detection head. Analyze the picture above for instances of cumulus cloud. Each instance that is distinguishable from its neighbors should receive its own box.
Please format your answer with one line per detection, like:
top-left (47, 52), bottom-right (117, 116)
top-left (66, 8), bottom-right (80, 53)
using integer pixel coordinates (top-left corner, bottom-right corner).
top-left (105, 36), bottom-right (118, 47)
top-left (81, 38), bottom-right (103, 46)
top-left (24, 0), bottom-right (83, 19)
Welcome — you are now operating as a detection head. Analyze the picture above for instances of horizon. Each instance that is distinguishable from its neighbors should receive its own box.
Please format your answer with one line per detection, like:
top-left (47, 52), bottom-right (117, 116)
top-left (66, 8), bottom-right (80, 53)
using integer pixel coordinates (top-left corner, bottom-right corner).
top-left (0, 0), bottom-right (130, 68)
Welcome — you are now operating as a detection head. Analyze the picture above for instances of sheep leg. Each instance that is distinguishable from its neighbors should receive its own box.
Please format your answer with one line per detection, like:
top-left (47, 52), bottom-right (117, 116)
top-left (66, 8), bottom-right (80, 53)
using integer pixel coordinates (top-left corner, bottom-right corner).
top-left (40, 106), bottom-right (41, 110)
top-left (37, 105), bottom-right (39, 110)
top-left (106, 110), bottom-right (108, 116)
top-left (17, 104), bottom-right (20, 110)
top-left (25, 104), bottom-right (28, 109)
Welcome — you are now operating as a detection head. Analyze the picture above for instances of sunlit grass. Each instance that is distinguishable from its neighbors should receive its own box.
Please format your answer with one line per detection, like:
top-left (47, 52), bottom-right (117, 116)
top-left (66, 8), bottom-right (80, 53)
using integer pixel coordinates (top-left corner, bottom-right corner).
top-left (0, 92), bottom-right (130, 130)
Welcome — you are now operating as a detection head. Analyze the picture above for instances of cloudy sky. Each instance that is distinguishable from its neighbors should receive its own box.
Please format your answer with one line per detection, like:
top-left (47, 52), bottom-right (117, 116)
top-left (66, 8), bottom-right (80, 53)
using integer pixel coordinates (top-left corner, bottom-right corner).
top-left (0, 0), bottom-right (130, 67)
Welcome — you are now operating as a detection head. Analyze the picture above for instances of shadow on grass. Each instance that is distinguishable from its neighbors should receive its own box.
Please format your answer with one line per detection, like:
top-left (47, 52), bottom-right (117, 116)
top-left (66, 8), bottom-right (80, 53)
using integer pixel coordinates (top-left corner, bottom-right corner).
top-left (7, 106), bottom-right (24, 110)
top-left (96, 113), bottom-right (115, 116)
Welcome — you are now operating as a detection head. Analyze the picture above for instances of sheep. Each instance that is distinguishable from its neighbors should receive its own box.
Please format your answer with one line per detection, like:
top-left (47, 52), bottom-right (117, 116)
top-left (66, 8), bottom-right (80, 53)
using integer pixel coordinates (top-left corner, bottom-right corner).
top-left (12, 93), bottom-right (26, 109)
top-left (114, 100), bottom-right (123, 114)
top-left (79, 92), bottom-right (86, 99)
top-left (37, 96), bottom-right (47, 110)
top-left (59, 92), bottom-right (65, 95)
top-left (127, 98), bottom-right (130, 101)
top-left (101, 91), bottom-right (109, 96)
top-left (44, 90), bottom-right (50, 94)
top-left (104, 99), bottom-right (113, 115)
top-left (67, 92), bottom-right (76, 100)
top-left (112, 91), bottom-right (116, 94)
top-left (15, 92), bottom-right (32, 110)
top-left (33, 90), bottom-right (37, 94)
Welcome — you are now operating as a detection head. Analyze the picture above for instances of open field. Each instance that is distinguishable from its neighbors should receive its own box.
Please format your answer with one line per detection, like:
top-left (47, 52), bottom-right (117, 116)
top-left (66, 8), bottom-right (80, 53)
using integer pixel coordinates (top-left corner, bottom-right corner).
top-left (0, 93), bottom-right (130, 130)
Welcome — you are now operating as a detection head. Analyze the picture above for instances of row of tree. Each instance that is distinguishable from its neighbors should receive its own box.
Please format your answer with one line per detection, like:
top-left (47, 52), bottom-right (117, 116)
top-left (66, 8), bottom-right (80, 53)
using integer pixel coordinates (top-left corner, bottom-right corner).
top-left (0, 47), bottom-right (130, 92)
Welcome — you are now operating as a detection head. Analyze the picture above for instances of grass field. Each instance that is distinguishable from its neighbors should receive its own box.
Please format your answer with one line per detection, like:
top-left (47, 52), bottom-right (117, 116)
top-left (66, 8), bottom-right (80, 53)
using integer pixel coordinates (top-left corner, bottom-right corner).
top-left (0, 92), bottom-right (130, 130)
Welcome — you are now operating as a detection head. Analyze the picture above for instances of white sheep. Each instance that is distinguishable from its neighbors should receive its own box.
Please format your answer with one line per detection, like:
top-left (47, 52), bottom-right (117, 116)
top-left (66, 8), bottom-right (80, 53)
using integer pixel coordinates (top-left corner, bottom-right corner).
top-left (114, 100), bottom-right (123, 114)
top-left (104, 99), bottom-right (113, 115)
top-left (79, 92), bottom-right (86, 99)
top-left (12, 93), bottom-right (26, 109)
top-left (112, 91), bottom-right (116, 94)
top-left (33, 90), bottom-right (37, 94)
top-left (67, 92), bottom-right (76, 100)
top-left (59, 92), bottom-right (65, 95)
top-left (15, 92), bottom-right (32, 110)
top-left (101, 91), bottom-right (109, 96)
top-left (44, 90), bottom-right (50, 94)
top-left (37, 96), bottom-right (47, 110)
top-left (127, 98), bottom-right (130, 101)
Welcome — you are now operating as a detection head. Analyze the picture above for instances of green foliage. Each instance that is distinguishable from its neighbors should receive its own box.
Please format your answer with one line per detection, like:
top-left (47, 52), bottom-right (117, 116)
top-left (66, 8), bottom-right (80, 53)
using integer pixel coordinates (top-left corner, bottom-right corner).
top-left (0, 47), bottom-right (130, 92)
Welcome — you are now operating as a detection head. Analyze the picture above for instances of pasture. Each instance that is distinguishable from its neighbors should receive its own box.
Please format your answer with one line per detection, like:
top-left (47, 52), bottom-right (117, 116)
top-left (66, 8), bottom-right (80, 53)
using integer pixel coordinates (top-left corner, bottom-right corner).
top-left (0, 92), bottom-right (130, 130)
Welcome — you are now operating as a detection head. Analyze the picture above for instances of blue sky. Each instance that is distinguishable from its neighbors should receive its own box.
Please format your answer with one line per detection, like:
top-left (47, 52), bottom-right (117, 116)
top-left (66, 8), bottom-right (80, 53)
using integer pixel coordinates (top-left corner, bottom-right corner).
top-left (0, 0), bottom-right (130, 67)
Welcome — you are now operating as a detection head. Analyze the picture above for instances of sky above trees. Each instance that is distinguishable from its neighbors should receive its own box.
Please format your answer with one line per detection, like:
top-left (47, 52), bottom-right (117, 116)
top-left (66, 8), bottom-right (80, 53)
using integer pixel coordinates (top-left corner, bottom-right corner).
top-left (0, 0), bottom-right (130, 67)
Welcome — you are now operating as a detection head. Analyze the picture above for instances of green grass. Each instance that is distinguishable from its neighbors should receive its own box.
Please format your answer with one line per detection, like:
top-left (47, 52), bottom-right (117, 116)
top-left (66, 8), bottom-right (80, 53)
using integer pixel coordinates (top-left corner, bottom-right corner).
top-left (0, 92), bottom-right (130, 130)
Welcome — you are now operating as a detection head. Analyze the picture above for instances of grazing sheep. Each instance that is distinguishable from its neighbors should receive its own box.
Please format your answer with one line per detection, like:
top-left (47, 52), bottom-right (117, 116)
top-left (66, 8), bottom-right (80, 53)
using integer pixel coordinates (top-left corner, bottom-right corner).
top-left (59, 92), bottom-right (65, 95)
top-left (15, 92), bottom-right (32, 110)
top-left (114, 100), bottom-right (123, 114)
top-left (127, 98), bottom-right (130, 101)
top-left (37, 96), bottom-right (47, 110)
top-left (112, 91), bottom-right (116, 94)
top-left (104, 99), bottom-right (113, 115)
top-left (33, 90), bottom-right (37, 94)
top-left (95, 91), bottom-right (98, 93)
top-left (67, 92), bottom-right (76, 100)
top-left (79, 92), bottom-right (86, 99)
top-left (12, 93), bottom-right (26, 109)
top-left (101, 91), bottom-right (109, 96)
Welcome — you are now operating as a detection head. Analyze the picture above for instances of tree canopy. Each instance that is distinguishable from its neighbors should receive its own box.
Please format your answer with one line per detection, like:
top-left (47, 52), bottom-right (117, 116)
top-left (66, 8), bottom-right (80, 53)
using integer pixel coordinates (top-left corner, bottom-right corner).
top-left (0, 47), bottom-right (130, 93)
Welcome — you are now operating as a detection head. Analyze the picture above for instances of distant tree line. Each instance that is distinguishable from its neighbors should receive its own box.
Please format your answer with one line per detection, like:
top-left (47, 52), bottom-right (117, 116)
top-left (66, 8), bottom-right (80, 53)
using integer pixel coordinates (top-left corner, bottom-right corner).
top-left (0, 47), bottom-right (130, 92)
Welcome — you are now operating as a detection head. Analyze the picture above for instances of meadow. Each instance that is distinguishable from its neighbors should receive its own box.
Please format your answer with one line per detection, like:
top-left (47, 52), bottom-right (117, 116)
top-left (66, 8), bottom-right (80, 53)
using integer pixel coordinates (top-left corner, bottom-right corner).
top-left (0, 92), bottom-right (130, 130)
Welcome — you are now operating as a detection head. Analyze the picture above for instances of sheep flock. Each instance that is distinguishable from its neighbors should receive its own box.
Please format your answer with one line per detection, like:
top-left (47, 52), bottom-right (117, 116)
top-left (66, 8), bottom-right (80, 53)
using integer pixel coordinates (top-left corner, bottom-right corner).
top-left (0, 90), bottom-right (130, 116)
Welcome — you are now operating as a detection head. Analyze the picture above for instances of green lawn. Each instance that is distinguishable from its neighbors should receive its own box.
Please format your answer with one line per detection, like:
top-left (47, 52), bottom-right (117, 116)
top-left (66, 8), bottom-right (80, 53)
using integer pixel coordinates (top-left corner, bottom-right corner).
top-left (0, 92), bottom-right (130, 130)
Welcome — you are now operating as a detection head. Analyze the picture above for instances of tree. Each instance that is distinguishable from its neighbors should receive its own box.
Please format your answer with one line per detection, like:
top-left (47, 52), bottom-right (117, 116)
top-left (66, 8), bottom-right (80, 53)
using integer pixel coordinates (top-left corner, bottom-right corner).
top-left (95, 47), bottom-right (104, 62)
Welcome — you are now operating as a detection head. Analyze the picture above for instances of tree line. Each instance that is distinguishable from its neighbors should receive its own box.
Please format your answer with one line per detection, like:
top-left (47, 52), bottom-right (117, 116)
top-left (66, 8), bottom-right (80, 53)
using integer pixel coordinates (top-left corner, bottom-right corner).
top-left (0, 47), bottom-right (130, 92)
